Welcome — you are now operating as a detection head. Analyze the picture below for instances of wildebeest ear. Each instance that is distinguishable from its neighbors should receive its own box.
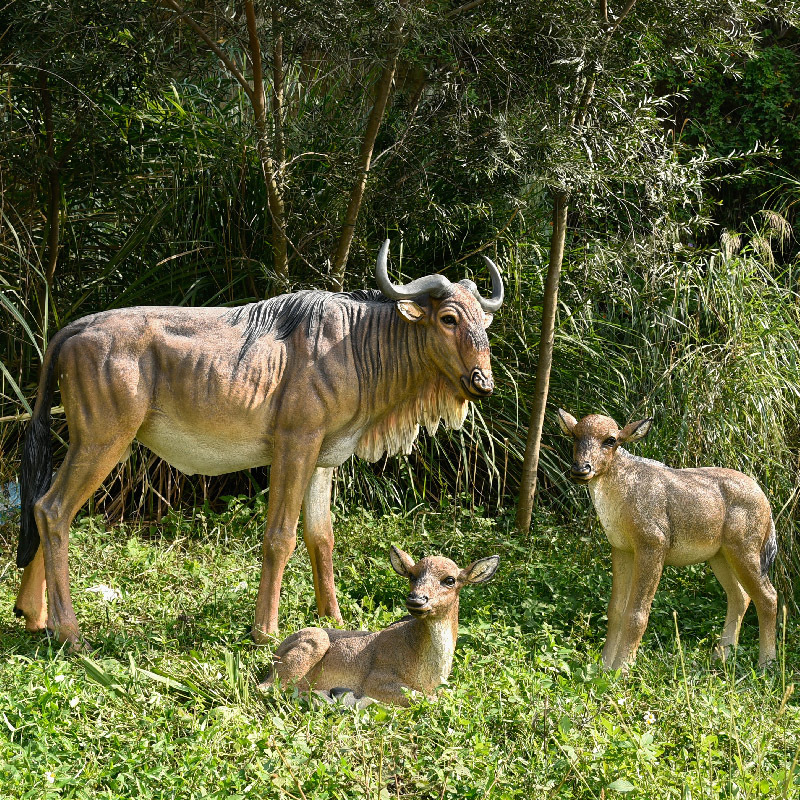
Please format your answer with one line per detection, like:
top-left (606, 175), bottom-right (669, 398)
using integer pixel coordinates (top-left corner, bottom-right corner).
top-left (483, 312), bottom-right (494, 328)
top-left (556, 409), bottom-right (578, 436)
top-left (395, 300), bottom-right (427, 323)
top-left (460, 555), bottom-right (499, 585)
top-left (619, 417), bottom-right (653, 443)
top-left (389, 545), bottom-right (416, 578)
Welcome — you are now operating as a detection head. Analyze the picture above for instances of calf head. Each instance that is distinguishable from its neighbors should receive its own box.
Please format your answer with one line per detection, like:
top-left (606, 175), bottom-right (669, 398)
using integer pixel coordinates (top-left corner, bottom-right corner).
top-left (389, 546), bottom-right (499, 619)
top-left (557, 410), bottom-right (652, 482)
top-left (375, 240), bottom-right (503, 401)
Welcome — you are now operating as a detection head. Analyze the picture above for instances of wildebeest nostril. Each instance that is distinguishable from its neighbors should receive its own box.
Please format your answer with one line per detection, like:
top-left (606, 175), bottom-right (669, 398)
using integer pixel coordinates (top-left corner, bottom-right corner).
top-left (470, 369), bottom-right (493, 395)
top-left (572, 462), bottom-right (592, 474)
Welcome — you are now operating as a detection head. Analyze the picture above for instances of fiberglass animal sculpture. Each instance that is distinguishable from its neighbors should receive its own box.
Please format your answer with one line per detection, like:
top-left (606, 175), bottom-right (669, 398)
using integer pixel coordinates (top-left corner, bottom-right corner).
top-left (15, 240), bottom-right (502, 647)
top-left (557, 410), bottom-right (777, 670)
top-left (261, 546), bottom-right (499, 706)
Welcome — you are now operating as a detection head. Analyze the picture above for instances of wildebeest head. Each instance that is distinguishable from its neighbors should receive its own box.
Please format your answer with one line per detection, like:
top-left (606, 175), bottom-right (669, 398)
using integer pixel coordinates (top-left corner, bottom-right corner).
top-left (375, 240), bottom-right (503, 401)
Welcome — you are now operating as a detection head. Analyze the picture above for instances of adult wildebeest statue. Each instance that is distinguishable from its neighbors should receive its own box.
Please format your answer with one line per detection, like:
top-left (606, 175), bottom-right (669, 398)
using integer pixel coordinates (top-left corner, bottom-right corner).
top-left (15, 241), bottom-right (503, 647)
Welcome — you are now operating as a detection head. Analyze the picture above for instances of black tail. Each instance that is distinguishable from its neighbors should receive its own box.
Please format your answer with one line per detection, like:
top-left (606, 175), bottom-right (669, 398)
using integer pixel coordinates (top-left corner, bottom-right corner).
top-left (760, 518), bottom-right (778, 578)
top-left (17, 329), bottom-right (75, 568)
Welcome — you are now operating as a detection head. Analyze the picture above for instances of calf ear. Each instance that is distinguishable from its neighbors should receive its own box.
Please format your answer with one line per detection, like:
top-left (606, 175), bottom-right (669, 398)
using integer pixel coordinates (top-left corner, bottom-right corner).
top-left (396, 300), bottom-right (427, 323)
top-left (556, 409), bottom-right (578, 436)
top-left (389, 545), bottom-right (416, 578)
top-left (460, 555), bottom-right (500, 585)
top-left (619, 417), bottom-right (653, 443)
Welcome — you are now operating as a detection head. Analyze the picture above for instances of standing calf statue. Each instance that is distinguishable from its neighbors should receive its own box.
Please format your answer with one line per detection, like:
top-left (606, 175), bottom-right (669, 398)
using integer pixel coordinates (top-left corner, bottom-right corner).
top-left (557, 410), bottom-right (777, 669)
top-left (14, 240), bottom-right (502, 647)
top-left (261, 546), bottom-right (499, 706)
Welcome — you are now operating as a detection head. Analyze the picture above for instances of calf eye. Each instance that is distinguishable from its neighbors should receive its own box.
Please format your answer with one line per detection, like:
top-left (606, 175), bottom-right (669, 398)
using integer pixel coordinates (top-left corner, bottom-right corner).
top-left (441, 314), bottom-right (458, 327)
top-left (603, 437), bottom-right (617, 447)
top-left (442, 576), bottom-right (456, 587)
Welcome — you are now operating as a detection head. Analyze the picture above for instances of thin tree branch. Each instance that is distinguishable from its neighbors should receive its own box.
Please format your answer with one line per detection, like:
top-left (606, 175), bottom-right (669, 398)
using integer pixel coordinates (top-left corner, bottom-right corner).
top-left (447, 0), bottom-right (488, 18)
top-left (160, 0), bottom-right (255, 103)
top-left (37, 72), bottom-right (59, 291)
top-left (271, 7), bottom-right (286, 175)
top-left (330, 5), bottom-right (408, 288)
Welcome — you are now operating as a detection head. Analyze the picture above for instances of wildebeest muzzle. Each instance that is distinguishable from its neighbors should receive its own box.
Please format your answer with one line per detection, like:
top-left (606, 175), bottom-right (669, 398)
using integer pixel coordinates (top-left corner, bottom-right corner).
top-left (462, 368), bottom-right (493, 398)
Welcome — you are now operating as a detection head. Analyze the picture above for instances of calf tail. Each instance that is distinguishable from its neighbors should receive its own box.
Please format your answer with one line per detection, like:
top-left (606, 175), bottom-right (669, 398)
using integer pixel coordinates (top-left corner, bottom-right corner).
top-left (17, 327), bottom-right (76, 568)
top-left (760, 517), bottom-right (778, 578)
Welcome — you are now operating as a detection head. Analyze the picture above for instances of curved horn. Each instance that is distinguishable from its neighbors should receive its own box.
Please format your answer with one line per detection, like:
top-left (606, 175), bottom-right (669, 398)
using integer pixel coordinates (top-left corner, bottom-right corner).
top-left (375, 239), bottom-right (453, 300)
top-left (475, 255), bottom-right (504, 312)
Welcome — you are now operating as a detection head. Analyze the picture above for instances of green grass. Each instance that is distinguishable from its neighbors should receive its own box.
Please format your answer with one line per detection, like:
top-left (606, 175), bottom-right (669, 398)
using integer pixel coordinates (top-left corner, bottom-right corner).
top-left (0, 500), bottom-right (798, 799)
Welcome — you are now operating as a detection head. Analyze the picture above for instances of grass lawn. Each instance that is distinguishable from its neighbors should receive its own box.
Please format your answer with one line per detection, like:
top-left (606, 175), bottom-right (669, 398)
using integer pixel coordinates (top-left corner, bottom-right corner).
top-left (0, 498), bottom-right (798, 798)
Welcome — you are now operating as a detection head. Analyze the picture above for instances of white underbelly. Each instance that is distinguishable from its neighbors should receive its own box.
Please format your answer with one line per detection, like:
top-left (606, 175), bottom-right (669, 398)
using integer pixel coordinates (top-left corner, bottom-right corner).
top-left (664, 538), bottom-right (719, 567)
top-left (136, 417), bottom-right (271, 476)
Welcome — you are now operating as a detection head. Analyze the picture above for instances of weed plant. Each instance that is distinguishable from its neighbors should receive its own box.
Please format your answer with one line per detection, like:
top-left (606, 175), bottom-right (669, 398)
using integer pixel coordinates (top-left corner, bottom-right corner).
top-left (0, 501), bottom-right (797, 798)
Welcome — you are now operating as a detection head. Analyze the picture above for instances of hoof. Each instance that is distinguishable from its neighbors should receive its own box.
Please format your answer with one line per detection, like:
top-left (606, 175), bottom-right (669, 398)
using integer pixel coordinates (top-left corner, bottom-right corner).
top-left (251, 627), bottom-right (278, 646)
top-left (45, 627), bottom-right (88, 653)
top-left (14, 605), bottom-right (49, 633)
top-left (711, 644), bottom-right (730, 663)
top-left (257, 670), bottom-right (275, 692)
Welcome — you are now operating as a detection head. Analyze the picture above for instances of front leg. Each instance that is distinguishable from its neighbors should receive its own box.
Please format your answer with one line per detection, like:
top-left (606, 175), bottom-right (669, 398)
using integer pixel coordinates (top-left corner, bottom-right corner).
top-left (602, 547), bottom-right (634, 669)
top-left (611, 544), bottom-right (665, 670)
top-left (253, 433), bottom-right (322, 642)
top-left (302, 467), bottom-right (343, 624)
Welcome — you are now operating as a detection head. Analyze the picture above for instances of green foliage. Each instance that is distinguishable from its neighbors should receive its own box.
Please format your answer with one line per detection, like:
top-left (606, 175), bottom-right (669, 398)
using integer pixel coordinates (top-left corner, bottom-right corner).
top-left (0, 504), bottom-right (797, 797)
top-left (678, 31), bottom-right (800, 232)
top-left (2, 1), bottom-right (800, 587)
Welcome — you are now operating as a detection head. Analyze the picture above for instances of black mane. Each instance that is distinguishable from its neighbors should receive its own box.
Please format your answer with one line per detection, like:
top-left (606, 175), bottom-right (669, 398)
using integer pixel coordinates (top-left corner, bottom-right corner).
top-left (225, 289), bottom-right (390, 363)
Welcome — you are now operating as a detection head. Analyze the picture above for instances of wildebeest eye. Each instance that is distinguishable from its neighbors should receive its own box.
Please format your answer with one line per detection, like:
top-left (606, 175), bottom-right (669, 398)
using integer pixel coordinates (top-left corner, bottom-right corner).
top-left (442, 576), bottom-right (456, 587)
top-left (603, 437), bottom-right (617, 447)
top-left (440, 314), bottom-right (458, 328)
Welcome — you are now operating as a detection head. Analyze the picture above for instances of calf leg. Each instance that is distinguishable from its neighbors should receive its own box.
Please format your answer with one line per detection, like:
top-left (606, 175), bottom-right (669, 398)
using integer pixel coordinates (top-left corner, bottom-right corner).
top-left (724, 548), bottom-right (777, 667)
top-left (611, 545), bottom-right (665, 670)
top-left (260, 627), bottom-right (330, 690)
top-left (14, 546), bottom-right (47, 631)
top-left (302, 467), bottom-right (343, 624)
top-left (709, 553), bottom-right (750, 662)
top-left (602, 548), bottom-right (634, 669)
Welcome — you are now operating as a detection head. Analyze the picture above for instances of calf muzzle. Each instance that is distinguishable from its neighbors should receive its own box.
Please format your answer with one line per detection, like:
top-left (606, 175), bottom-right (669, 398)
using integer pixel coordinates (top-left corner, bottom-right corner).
top-left (406, 593), bottom-right (430, 616)
top-left (570, 462), bottom-right (593, 482)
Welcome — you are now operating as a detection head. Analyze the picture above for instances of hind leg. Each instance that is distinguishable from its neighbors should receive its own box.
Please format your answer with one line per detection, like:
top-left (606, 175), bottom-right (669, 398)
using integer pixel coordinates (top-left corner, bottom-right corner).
top-left (14, 547), bottom-right (47, 631)
top-left (709, 553), bottom-right (750, 662)
top-left (723, 547), bottom-right (777, 667)
top-left (259, 627), bottom-right (330, 690)
top-left (37, 436), bottom-right (136, 646)
top-left (302, 468), bottom-right (343, 624)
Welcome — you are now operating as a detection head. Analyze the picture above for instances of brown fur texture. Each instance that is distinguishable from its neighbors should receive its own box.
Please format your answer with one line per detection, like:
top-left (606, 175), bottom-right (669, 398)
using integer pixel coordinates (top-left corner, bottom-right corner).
top-left (261, 547), bottom-right (499, 706)
top-left (15, 270), bottom-right (500, 648)
top-left (558, 410), bottom-right (777, 669)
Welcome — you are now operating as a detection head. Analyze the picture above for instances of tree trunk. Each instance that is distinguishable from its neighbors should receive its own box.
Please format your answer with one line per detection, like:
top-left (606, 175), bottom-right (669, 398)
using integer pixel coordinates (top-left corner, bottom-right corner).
top-left (246, 1), bottom-right (288, 281)
top-left (330, 8), bottom-right (406, 290)
top-left (163, 0), bottom-right (289, 281)
top-left (514, 2), bottom-right (639, 533)
top-left (515, 191), bottom-right (569, 534)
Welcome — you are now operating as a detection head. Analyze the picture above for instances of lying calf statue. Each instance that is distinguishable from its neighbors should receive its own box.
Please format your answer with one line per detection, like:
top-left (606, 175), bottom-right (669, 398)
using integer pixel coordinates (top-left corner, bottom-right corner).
top-left (558, 410), bottom-right (778, 670)
top-left (261, 546), bottom-right (499, 706)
